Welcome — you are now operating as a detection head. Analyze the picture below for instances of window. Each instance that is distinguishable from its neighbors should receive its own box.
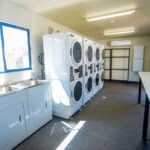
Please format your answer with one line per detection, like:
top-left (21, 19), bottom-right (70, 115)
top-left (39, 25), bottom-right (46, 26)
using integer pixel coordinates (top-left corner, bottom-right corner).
top-left (0, 32), bottom-right (4, 72)
top-left (0, 22), bottom-right (31, 73)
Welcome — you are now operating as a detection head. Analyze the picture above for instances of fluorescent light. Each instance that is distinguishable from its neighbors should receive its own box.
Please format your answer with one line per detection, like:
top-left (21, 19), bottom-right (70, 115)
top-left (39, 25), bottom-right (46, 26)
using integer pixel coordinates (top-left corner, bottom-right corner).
top-left (86, 10), bottom-right (135, 22)
top-left (104, 30), bottom-right (134, 35)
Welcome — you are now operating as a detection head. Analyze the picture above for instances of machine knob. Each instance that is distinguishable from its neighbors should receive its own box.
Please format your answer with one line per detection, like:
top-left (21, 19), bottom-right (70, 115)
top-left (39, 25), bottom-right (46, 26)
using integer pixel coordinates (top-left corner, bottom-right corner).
top-left (74, 68), bottom-right (79, 73)
top-left (88, 65), bottom-right (92, 70)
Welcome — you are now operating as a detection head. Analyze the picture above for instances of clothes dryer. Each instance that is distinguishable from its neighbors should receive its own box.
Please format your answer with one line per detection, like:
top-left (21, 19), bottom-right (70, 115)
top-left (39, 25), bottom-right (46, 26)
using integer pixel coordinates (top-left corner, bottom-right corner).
top-left (93, 42), bottom-right (101, 95)
top-left (99, 44), bottom-right (105, 90)
top-left (43, 32), bottom-right (83, 119)
top-left (83, 38), bottom-right (94, 105)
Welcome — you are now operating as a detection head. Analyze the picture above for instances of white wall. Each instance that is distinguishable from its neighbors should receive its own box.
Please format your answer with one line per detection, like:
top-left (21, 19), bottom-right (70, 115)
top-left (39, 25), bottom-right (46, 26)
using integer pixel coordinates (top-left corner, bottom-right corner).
top-left (99, 35), bottom-right (150, 82)
top-left (0, 0), bottom-right (84, 85)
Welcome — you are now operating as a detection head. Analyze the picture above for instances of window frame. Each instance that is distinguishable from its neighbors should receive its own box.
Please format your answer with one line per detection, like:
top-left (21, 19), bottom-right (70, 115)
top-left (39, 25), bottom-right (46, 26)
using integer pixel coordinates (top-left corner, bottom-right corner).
top-left (0, 22), bottom-right (32, 73)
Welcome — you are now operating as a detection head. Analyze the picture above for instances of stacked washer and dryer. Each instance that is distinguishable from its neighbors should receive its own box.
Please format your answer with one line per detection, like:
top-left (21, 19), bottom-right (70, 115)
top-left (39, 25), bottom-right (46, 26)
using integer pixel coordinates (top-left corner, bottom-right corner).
top-left (83, 38), bottom-right (94, 105)
top-left (43, 32), bottom-right (83, 119)
top-left (99, 44), bottom-right (105, 90)
top-left (43, 32), bottom-right (104, 119)
top-left (93, 42), bottom-right (101, 96)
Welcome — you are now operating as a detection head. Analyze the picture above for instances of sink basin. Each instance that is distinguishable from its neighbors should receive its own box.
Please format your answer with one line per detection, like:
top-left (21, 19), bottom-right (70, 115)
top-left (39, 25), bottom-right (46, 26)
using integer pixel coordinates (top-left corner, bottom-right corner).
top-left (14, 80), bottom-right (46, 88)
top-left (0, 85), bottom-right (21, 96)
top-left (0, 80), bottom-right (47, 96)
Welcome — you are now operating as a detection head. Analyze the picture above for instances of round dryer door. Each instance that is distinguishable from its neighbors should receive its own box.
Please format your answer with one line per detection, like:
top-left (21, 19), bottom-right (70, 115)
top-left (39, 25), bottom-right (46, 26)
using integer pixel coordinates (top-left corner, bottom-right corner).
top-left (72, 42), bottom-right (82, 64)
top-left (74, 81), bottom-right (82, 101)
top-left (96, 48), bottom-right (100, 61)
top-left (96, 73), bottom-right (99, 86)
top-left (87, 76), bottom-right (92, 92)
top-left (87, 45), bottom-right (93, 62)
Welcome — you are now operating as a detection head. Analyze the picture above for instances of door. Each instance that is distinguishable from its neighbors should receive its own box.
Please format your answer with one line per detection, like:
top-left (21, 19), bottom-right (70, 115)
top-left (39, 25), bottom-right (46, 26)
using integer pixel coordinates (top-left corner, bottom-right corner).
top-left (27, 83), bottom-right (52, 132)
top-left (0, 103), bottom-right (26, 150)
top-left (71, 41), bottom-right (83, 79)
top-left (73, 80), bottom-right (82, 102)
top-left (87, 45), bottom-right (93, 63)
top-left (86, 76), bottom-right (93, 93)
top-left (104, 48), bottom-right (130, 81)
top-left (95, 73), bottom-right (100, 87)
top-left (96, 47), bottom-right (100, 62)
top-left (71, 41), bottom-right (82, 65)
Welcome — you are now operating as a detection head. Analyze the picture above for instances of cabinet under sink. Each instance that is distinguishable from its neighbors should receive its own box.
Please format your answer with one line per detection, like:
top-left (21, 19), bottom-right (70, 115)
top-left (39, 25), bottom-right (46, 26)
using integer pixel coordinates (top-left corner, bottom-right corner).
top-left (0, 89), bottom-right (29, 150)
top-left (0, 80), bottom-right (52, 150)
top-left (27, 82), bottom-right (52, 133)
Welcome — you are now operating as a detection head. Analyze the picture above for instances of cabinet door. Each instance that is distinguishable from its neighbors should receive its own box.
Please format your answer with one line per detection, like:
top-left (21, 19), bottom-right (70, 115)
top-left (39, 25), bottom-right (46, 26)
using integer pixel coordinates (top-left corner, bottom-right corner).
top-left (27, 83), bottom-right (52, 132)
top-left (0, 103), bottom-right (26, 150)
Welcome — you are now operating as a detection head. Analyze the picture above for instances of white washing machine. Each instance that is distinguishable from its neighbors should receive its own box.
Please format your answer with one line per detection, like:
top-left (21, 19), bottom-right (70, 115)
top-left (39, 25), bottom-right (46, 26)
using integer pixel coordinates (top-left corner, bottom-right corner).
top-left (99, 44), bottom-right (105, 90)
top-left (43, 32), bottom-right (83, 119)
top-left (83, 38), bottom-right (94, 105)
top-left (93, 42), bottom-right (101, 95)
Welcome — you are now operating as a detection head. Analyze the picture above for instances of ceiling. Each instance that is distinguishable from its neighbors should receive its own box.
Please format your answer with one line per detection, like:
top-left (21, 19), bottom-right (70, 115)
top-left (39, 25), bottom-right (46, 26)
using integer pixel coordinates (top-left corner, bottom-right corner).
top-left (11, 0), bottom-right (150, 41)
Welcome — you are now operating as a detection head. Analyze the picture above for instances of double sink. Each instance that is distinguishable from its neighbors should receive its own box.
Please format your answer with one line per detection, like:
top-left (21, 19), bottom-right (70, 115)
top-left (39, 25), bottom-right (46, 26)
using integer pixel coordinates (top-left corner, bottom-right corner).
top-left (0, 80), bottom-right (46, 96)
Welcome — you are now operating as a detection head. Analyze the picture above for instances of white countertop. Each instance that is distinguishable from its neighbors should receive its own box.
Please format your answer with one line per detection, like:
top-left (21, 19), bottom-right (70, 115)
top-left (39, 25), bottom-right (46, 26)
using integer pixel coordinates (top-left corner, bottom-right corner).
top-left (0, 79), bottom-right (49, 97)
top-left (139, 72), bottom-right (150, 101)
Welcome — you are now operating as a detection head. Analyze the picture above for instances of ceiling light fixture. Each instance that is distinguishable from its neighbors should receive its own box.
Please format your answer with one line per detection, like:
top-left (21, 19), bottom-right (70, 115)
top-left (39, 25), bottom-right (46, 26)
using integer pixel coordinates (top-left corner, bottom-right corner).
top-left (104, 30), bottom-right (134, 35)
top-left (86, 10), bottom-right (135, 22)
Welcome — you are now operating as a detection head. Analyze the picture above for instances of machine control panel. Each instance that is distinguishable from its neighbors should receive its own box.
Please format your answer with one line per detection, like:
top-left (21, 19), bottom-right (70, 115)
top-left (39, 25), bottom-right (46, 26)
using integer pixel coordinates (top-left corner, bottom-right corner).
top-left (70, 66), bottom-right (74, 81)
top-left (88, 64), bottom-right (93, 74)
top-left (96, 63), bottom-right (99, 71)
top-left (85, 64), bottom-right (88, 76)
top-left (74, 65), bottom-right (83, 78)
top-left (94, 63), bottom-right (96, 72)
top-left (78, 65), bottom-right (83, 78)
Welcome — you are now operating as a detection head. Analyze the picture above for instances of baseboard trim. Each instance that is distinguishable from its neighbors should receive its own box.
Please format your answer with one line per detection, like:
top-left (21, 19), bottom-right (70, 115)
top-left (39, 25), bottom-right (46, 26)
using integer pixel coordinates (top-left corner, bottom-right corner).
top-left (104, 79), bottom-right (139, 84)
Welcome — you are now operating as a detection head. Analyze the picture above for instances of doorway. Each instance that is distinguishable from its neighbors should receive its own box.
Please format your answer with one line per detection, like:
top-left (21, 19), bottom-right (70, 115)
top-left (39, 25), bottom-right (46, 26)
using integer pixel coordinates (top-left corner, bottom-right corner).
top-left (104, 48), bottom-right (130, 81)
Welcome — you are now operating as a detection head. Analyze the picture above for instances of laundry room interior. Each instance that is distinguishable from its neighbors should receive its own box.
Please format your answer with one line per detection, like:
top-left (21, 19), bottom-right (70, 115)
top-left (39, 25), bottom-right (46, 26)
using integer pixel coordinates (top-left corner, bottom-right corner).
top-left (0, 0), bottom-right (150, 150)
